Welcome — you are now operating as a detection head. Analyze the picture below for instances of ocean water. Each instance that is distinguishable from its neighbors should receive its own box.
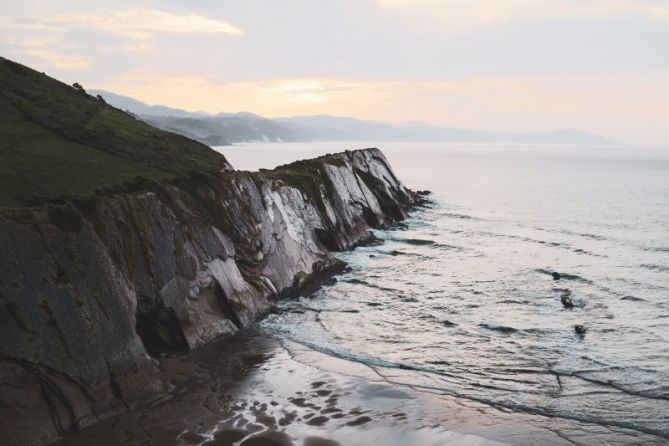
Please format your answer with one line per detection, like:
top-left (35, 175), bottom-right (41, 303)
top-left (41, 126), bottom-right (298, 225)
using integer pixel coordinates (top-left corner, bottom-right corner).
top-left (217, 142), bottom-right (669, 439)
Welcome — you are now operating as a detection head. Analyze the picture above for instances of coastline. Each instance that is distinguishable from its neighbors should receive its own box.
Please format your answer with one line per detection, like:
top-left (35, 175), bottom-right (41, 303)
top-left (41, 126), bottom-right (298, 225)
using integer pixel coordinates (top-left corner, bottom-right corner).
top-left (2, 34), bottom-right (667, 446)
top-left (0, 147), bottom-right (424, 445)
top-left (53, 330), bottom-right (666, 446)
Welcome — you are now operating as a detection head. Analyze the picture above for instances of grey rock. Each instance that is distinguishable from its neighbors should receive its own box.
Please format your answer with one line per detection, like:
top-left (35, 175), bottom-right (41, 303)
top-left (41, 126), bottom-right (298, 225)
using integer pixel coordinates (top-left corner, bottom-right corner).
top-left (561, 290), bottom-right (574, 308)
top-left (0, 148), bottom-right (418, 445)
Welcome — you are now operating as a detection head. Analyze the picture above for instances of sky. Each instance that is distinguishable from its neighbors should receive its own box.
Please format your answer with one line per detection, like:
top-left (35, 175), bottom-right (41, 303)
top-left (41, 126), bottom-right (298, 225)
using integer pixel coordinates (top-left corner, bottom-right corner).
top-left (1, 0), bottom-right (668, 146)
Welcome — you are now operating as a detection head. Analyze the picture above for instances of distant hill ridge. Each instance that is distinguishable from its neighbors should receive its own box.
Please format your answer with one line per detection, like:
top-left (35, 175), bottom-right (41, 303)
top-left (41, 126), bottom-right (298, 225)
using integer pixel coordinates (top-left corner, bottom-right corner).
top-left (91, 89), bottom-right (611, 146)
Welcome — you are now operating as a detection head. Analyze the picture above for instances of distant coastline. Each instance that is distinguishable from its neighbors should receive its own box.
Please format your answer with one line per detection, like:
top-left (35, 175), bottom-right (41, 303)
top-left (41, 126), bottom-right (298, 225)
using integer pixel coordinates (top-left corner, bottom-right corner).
top-left (91, 89), bottom-right (611, 146)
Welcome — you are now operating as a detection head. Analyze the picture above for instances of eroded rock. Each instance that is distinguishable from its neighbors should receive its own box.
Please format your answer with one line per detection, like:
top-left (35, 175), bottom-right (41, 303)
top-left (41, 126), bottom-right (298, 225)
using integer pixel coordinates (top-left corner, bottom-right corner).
top-left (0, 148), bottom-right (421, 445)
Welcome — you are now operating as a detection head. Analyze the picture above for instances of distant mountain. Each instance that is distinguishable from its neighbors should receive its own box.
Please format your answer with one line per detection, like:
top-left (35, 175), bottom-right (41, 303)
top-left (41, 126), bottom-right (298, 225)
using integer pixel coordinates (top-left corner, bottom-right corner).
top-left (92, 90), bottom-right (301, 145)
top-left (276, 115), bottom-right (611, 144)
top-left (88, 89), bottom-right (209, 118)
top-left (92, 90), bottom-right (610, 146)
top-left (140, 114), bottom-right (300, 146)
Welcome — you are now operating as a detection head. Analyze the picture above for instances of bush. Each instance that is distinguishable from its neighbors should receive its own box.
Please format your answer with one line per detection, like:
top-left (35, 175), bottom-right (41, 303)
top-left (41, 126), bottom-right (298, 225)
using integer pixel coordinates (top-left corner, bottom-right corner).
top-left (72, 82), bottom-right (86, 94)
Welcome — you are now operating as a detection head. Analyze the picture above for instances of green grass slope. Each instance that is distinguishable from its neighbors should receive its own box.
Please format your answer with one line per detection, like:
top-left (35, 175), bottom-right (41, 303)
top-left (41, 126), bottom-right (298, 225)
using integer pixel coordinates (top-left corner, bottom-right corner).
top-left (0, 57), bottom-right (230, 207)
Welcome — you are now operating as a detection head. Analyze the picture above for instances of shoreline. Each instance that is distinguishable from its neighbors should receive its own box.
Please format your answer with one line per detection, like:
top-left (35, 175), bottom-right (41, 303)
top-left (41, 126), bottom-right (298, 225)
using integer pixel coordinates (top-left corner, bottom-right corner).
top-left (53, 331), bottom-right (665, 446)
top-left (0, 147), bottom-right (423, 445)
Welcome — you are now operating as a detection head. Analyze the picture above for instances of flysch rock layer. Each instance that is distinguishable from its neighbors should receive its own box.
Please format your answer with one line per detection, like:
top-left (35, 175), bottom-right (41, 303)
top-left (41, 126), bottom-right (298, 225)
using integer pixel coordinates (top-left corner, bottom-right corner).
top-left (0, 148), bottom-right (422, 446)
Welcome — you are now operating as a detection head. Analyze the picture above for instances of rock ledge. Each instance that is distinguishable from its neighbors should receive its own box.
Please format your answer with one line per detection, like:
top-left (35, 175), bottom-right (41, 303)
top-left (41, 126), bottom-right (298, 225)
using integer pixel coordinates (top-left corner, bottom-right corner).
top-left (0, 148), bottom-right (421, 445)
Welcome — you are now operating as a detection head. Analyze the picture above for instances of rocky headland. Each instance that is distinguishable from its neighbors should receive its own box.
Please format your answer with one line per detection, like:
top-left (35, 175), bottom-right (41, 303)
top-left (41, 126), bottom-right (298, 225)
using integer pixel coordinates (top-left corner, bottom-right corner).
top-left (0, 56), bottom-right (424, 446)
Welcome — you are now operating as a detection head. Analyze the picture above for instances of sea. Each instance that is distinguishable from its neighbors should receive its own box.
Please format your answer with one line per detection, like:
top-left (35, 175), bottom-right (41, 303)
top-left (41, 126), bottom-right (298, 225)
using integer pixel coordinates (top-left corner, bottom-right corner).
top-left (217, 142), bottom-right (669, 440)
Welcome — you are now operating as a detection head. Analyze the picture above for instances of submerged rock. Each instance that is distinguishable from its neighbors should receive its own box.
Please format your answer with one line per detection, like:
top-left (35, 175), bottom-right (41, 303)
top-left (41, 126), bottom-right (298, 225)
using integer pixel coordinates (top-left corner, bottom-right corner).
top-left (574, 325), bottom-right (587, 335)
top-left (0, 148), bottom-right (420, 446)
top-left (561, 290), bottom-right (574, 308)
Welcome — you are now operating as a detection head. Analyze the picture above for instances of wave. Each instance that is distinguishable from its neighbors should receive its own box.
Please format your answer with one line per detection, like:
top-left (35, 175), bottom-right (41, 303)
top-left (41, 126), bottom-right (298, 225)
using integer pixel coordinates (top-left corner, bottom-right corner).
top-left (478, 323), bottom-right (558, 336)
top-left (389, 236), bottom-right (467, 250)
top-left (560, 274), bottom-right (593, 283)
top-left (479, 323), bottom-right (518, 334)
top-left (427, 360), bottom-right (451, 366)
top-left (498, 299), bottom-right (530, 305)
top-left (282, 335), bottom-right (458, 380)
top-left (341, 278), bottom-right (410, 307)
top-left (554, 370), bottom-right (669, 402)
top-left (440, 212), bottom-right (477, 220)
top-left (534, 226), bottom-right (608, 241)
top-left (343, 278), bottom-right (403, 295)
top-left (610, 276), bottom-right (669, 292)
top-left (535, 268), bottom-right (593, 284)
top-left (391, 237), bottom-right (436, 246)
top-left (434, 243), bottom-right (468, 252)
top-left (269, 197), bottom-right (669, 440)
top-left (621, 295), bottom-right (646, 302)
top-left (641, 246), bottom-right (669, 253)
top-left (579, 232), bottom-right (607, 241)
top-left (478, 232), bottom-right (607, 258)
top-left (641, 264), bottom-right (669, 273)
top-left (377, 249), bottom-right (422, 257)
top-left (281, 337), bottom-right (669, 439)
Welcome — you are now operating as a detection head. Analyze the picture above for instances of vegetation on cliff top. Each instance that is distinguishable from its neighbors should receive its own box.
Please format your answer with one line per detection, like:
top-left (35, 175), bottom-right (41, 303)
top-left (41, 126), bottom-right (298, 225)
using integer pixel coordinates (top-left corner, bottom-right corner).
top-left (264, 155), bottom-right (347, 215)
top-left (0, 57), bottom-right (230, 207)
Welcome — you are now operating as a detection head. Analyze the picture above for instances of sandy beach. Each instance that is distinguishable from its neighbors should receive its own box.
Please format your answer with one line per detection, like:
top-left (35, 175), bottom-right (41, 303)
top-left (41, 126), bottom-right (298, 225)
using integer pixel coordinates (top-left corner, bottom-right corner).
top-left (51, 330), bottom-right (663, 446)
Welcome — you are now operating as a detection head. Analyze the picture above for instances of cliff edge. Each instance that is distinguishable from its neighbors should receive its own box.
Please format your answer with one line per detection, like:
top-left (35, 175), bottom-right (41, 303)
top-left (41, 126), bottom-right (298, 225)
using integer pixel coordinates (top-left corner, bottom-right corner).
top-left (0, 56), bottom-right (423, 446)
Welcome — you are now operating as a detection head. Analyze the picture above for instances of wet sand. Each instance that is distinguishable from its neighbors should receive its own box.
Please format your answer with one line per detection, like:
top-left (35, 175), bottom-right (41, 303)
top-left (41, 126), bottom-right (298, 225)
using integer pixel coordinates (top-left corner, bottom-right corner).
top-left (54, 331), bottom-right (664, 446)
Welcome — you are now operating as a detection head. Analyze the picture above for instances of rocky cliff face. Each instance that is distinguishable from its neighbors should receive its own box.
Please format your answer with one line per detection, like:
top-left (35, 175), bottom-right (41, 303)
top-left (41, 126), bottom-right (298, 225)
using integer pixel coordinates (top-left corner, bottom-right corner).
top-left (0, 148), bottom-right (421, 446)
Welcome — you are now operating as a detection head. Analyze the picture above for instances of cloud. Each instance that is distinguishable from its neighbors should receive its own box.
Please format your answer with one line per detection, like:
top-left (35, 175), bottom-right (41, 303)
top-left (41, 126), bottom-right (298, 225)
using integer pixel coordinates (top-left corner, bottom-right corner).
top-left (50, 8), bottom-right (243, 41)
top-left (21, 49), bottom-right (91, 69)
top-left (1, 3), bottom-right (665, 144)
top-left (1, 29), bottom-right (91, 70)
top-left (376, 0), bottom-right (669, 30)
top-left (0, 8), bottom-right (243, 68)
top-left (95, 73), bottom-right (410, 119)
top-left (104, 74), bottom-right (403, 109)
top-left (268, 80), bottom-right (399, 103)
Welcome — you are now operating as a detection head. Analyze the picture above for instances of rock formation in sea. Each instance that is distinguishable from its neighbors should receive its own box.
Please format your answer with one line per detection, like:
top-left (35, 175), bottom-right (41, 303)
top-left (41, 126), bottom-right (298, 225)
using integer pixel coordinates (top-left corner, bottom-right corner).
top-left (0, 57), bottom-right (422, 446)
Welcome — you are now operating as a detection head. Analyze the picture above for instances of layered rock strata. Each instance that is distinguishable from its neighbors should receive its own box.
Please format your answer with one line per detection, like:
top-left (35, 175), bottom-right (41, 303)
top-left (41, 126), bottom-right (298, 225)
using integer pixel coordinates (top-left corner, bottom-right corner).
top-left (0, 148), bottom-right (421, 445)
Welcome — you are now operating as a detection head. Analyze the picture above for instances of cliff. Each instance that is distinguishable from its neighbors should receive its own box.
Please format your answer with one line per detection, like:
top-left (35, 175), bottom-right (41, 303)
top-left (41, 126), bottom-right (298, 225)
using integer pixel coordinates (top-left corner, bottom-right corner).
top-left (0, 148), bottom-right (422, 445)
top-left (0, 56), bottom-right (422, 445)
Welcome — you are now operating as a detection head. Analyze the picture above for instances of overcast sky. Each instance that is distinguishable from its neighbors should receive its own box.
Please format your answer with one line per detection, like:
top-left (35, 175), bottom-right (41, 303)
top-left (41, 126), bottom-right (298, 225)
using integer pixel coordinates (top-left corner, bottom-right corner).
top-left (2, 0), bottom-right (668, 145)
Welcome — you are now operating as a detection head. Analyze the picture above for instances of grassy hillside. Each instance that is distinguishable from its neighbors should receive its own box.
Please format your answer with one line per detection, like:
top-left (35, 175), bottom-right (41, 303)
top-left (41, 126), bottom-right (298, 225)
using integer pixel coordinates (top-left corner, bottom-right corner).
top-left (0, 57), bottom-right (230, 207)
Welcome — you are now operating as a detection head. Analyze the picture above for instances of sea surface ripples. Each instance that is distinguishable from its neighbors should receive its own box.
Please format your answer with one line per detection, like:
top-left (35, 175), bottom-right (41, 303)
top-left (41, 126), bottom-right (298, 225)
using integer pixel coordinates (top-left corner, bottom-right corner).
top-left (223, 142), bottom-right (669, 440)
